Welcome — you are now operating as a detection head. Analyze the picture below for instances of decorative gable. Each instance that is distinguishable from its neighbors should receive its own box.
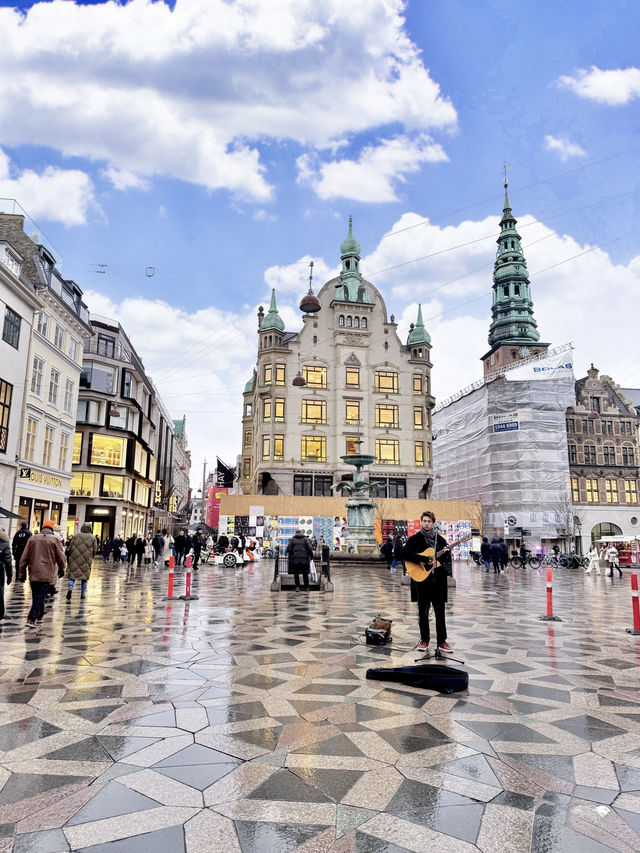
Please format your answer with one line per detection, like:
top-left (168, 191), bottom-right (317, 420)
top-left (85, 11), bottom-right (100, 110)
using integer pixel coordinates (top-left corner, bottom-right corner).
top-left (345, 353), bottom-right (361, 367)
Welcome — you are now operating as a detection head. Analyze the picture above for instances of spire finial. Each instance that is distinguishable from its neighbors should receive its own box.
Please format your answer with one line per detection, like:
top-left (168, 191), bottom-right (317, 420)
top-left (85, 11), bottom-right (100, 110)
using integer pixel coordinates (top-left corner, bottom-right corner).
top-left (308, 260), bottom-right (314, 289)
top-left (503, 163), bottom-right (511, 210)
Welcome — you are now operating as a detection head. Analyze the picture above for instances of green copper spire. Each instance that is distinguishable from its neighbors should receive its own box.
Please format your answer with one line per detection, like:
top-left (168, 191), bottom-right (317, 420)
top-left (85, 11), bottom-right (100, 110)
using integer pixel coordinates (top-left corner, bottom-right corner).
top-left (407, 303), bottom-right (431, 345)
top-left (487, 179), bottom-right (541, 348)
top-left (336, 216), bottom-right (370, 303)
top-left (260, 288), bottom-right (285, 332)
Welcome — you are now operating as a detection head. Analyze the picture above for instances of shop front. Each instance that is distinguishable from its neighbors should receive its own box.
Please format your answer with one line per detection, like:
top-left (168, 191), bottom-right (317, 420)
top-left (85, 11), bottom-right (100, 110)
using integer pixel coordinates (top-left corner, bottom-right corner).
top-left (597, 535), bottom-right (639, 566)
top-left (15, 466), bottom-right (69, 533)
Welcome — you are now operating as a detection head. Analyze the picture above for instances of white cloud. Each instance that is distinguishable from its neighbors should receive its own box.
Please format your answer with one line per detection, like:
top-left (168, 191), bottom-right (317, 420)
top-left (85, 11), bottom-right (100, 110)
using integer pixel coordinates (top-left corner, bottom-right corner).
top-left (0, 148), bottom-right (96, 226)
top-left (103, 166), bottom-right (150, 192)
top-left (297, 135), bottom-right (448, 202)
top-left (543, 134), bottom-right (586, 161)
top-left (0, 0), bottom-right (457, 201)
top-left (264, 255), bottom-right (336, 294)
top-left (558, 66), bottom-right (640, 105)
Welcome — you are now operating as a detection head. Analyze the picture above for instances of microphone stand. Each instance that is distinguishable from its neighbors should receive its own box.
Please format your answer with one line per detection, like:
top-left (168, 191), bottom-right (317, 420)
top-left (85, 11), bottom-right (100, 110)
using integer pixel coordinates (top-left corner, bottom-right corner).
top-left (414, 647), bottom-right (465, 665)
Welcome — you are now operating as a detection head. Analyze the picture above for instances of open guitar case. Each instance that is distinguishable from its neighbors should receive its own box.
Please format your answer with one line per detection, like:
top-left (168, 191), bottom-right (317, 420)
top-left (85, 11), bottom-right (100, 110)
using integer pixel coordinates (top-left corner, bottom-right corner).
top-left (366, 663), bottom-right (468, 694)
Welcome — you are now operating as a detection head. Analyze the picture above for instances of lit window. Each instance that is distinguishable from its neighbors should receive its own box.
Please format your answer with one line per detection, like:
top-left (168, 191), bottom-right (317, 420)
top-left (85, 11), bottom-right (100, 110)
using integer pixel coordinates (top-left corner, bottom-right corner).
top-left (101, 474), bottom-right (126, 498)
top-left (262, 435), bottom-right (270, 460)
top-left (345, 367), bottom-right (359, 388)
top-left (90, 434), bottom-right (125, 467)
top-left (345, 399), bottom-right (360, 424)
top-left (263, 398), bottom-right (272, 421)
top-left (42, 425), bottom-right (55, 467)
top-left (301, 435), bottom-right (326, 462)
top-left (375, 439), bottom-right (399, 465)
top-left (25, 418), bottom-right (38, 462)
top-left (275, 363), bottom-right (286, 385)
top-left (413, 374), bottom-right (423, 394)
top-left (374, 370), bottom-right (398, 393)
top-left (413, 407), bottom-right (424, 429)
top-left (625, 480), bottom-right (638, 504)
top-left (345, 435), bottom-right (359, 455)
top-left (302, 365), bottom-right (327, 388)
top-left (273, 434), bottom-right (284, 460)
top-left (263, 363), bottom-right (272, 385)
top-left (605, 479), bottom-right (618, 503)
top-left (59, 432), bottom-right (70, 470)
top-left (274, 398), bottom-right (285, 422)
top-left (301, 399), bottom-right (326, 424)
top-left (571, 477), bottom-right (579, 502)
top-left (586, 478), bottom-right (599, 503)
top-left (415, 442), bottom-right (424, 466)
top-left (72, 432), bottom-right (82, 465)
top-left (243, 429), bottom-right (252, 448)
top-left (31, 356), bottom-right (44, 396)
top-left (0, 379), bottom-right (11, 453)
top-left (375, 404), bottom-right (399, 428)
top-left (70, 472), bottom-right (95, 496)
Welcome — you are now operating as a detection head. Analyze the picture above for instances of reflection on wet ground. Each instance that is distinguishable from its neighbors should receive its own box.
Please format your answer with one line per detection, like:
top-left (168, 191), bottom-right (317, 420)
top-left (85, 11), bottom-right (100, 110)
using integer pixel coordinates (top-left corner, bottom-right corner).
top-left (0, 558), bottom-right (639, 851)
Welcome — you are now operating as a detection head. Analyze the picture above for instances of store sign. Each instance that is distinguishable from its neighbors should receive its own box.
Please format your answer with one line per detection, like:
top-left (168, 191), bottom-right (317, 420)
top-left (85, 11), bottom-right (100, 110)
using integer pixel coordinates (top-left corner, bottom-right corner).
top-left (155, 480), bottom-right (163, 505)
top-left (168, 496), bottom-right (178, 513)
top-left (18, 467), bottom-right (63, 489)
top-left (492, 412), bottom-right (519, 433)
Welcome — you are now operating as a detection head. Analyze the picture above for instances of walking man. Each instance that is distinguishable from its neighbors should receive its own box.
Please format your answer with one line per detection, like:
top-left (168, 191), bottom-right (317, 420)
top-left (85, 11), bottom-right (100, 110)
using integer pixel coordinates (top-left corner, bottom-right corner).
top-left (403, 511), bottom-right (453, 654)
top-left (174, 530), bottom-right (187, 566)
top-left (192, 528), bottom-right (204, 570)
top-left (18, 520), bottom-right (66, 628)
top-left (286, 529), bottom-right (314, 591)
top-left (11, 522), bottom-right (31, 571)
top-left (0, 528), bottom-right (13, 620)
top-left (66, 522), bottom-right (97, 600)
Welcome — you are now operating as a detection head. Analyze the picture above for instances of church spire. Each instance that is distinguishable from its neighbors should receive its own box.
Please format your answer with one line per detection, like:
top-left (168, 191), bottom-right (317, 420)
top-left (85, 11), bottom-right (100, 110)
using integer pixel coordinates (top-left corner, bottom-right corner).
top-left (336, 216), bottom-right (370, 303)
top-left (260, 288), bottom-right (285, 332)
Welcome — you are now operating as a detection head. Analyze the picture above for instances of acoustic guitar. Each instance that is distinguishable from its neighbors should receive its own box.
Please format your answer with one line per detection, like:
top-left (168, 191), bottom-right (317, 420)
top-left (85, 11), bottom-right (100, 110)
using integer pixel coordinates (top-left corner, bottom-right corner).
top-left (405, 533), bottom-right (474, 582)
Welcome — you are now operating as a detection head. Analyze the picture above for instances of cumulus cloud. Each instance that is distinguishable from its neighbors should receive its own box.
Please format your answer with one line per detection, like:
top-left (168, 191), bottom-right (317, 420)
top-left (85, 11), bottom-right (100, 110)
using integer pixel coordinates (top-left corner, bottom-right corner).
top-left (0, 148), bottom-right (96, 226)
top-left (558, 66), bottom-right (640, 105)
top-left (297, 135), bottom-right (449, 202)
top-left (0, 0), bottom-right (457, 201)
top-left (543, 134), bottom-right (586, 161)
top-left (103, 167), bottom-right (150, 192)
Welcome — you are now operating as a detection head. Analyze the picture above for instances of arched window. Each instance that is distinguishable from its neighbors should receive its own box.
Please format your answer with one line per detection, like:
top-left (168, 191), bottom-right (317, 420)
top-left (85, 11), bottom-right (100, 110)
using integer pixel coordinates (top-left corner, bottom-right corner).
top-left (418, 348), bottom-right (423, 358)
top-left (353, 316), bottom-right (360, 328)
top-left (346, 316), bottom-right (352, 327)
top-left (339, 315), bottom-right (345, 327)
top-left (345, 259), bottom-right (350, 269)
top-left (361, 317), bottom-right (367, 329)
top-left (591, 521), bottom-right (622, 543)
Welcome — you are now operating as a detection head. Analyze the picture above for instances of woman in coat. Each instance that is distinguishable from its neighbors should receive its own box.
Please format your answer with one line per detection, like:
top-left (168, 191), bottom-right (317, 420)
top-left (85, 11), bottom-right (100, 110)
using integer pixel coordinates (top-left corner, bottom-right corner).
top-left (585, 544), bottom-right (601, 575)
top-left (66, 522), bottom-right (97, 600)
top-left (285, 529), bottom-right (314, 591)
top-left (161, 529), bottom-right (174, 567)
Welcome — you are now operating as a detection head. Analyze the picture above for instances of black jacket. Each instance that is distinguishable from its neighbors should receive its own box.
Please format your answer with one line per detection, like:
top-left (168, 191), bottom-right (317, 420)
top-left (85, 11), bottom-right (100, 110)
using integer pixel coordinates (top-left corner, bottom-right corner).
top-left (0, 532), bottom-right (13, 585)
top-left (286, 533), bottom-right (313, 568)
top-left (480, 541), bottom-right (491, 560)
top-left (403, 529), bottom-right (450, 603)
top-left (12, 527), bottom-right (31, 560)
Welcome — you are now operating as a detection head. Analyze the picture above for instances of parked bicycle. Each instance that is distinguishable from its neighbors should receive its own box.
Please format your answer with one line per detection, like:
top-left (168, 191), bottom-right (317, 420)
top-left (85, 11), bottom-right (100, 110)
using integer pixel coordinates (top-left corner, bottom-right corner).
top-left (509, 550), bottom-right (541, 569)
top-left (559, 552), bottom-right (588, 569)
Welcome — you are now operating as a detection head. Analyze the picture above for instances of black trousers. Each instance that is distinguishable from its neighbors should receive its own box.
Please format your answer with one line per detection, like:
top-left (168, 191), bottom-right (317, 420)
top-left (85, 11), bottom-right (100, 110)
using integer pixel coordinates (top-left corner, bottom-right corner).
top-left (0, 585), bottom-right (4, 620)
top-left (28, 580), bottom-right (49, 622)
top-left (416, 581), bottom-right (446, 645)
top-left (292, 565), bottom-right (309, 588)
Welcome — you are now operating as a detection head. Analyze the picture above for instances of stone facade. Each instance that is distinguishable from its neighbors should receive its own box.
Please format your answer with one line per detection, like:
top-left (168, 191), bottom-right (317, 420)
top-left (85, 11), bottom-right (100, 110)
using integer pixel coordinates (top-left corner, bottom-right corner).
top-left (567, 366), bottom-right (640, 550)
top-left (240, 223), bottom-right (434, 499)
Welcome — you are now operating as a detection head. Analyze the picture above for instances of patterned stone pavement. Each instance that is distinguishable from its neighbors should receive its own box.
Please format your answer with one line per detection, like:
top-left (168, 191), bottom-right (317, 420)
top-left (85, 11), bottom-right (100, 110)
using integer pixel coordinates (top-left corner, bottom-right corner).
top-left (0, 557), bottom-right (639, 852)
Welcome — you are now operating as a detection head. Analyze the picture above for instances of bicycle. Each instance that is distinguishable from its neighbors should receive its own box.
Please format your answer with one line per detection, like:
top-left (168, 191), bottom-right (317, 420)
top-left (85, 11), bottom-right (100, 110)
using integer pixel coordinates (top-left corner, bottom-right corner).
top-left (509, 552), bottom-right (541, 569)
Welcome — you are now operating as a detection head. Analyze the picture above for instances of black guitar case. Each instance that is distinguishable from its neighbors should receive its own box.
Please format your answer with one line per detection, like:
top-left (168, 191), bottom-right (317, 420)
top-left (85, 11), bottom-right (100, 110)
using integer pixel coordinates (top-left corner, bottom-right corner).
top-left (366, 664), bottom-right (468, 694)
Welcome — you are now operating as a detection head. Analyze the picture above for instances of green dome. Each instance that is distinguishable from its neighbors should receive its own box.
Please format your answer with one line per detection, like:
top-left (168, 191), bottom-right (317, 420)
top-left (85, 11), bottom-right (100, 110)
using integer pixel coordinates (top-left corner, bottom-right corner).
top-left (407, 304), bottom-right (431, 345)
top-left (244, 376), bottom-right (254, 394)
top-left (260, 289), bottom-right (285, 332)
top-left (340, 216), bottom-right (361, 256)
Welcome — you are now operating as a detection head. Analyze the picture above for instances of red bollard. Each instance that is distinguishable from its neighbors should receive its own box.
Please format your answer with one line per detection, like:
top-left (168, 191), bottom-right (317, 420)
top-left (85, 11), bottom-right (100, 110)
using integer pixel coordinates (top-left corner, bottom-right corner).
top-left (186, 555), bottom-right (192, 569)
top-left (169, 555), bottom-right (175, 569)
top-left (626, 574), bottom-right (640, 635)
top-left (179, 556), bottom-right (199, 601)
top-left (185, 571), bottom-right (191, 598)
top-left (540, 567), bottom-right (562, 622)
top-left (163, 566), bottom-right (176, 600)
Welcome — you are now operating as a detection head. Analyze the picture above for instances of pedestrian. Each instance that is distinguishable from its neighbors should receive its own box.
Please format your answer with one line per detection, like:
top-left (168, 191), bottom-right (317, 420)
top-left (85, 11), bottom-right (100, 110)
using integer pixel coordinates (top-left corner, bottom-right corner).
top-left (320, 536), bottom-right (330, 577)
top-left (174, 530), bottom-right (187, 566)
top-left (489, 537), bottom-right (501, 573)
top-left (381, 535), bottom-right (393, 566)
top-left (217, 533), bottom-right (229, 552)
top-left (585, 544), bottom-right (601, 575)
top-left (125, 534), bottom-right (136, 565)
top-left (151, 531), bottom-right (164, 566)
top-left (480, 536), bottom-right (491, 571)
top-left (499, 538), bottom-right (509, 572)
top-left (65, 522), bottom-right (97, 600)
top-left (0, 528), bottom-right (13, 620)
top-left (403, 510), bottom-right (453, 653)
top-left (161, 529), bottom-right (174, 566)
top-left (285, 528), bottom-right (314, 591)
top-left (133, 534), bottom-right (145, 567)
top-left (192, 528), bottom-right (204, 569)
top-left (17, 520), bottom-right (65, 628)
top-left (552, 543), bottom-right (560, 565)
top-left (11, 521), bottom-right (31, 570)
top-left (606, 544), bottom-right (622, 578)
top-left (112, 534), bottom-right (123, 563)
top-left (390, 534), bottom-right (404, 569)
top-left (102, 537), bottom-right (112, 562)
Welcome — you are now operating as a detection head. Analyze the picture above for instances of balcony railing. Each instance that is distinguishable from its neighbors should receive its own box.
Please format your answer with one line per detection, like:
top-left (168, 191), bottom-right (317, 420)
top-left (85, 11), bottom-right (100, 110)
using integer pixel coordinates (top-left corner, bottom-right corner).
top-left (83, 339), bottom-right (132, 363)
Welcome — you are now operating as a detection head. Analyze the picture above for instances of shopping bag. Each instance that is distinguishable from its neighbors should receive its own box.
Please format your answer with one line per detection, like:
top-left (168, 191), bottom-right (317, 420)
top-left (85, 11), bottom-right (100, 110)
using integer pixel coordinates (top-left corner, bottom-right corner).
top-left (309, 560), bottom-right (317, 582)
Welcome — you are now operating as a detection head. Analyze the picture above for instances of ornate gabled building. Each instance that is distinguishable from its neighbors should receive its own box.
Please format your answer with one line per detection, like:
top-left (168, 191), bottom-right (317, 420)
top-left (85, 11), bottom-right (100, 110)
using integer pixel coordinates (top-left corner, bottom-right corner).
top-left (481, 181), bottom-right (550, 376)
top-left (567, 366), bottom-right (640, 548)
top-left (240, 220), bottom-right (435, 499)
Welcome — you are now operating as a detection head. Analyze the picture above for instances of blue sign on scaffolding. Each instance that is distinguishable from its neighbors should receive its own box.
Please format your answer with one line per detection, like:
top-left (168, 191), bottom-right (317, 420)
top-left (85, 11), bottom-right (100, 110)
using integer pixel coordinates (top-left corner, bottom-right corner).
top-left (494, 420), bottom-right (519, 432)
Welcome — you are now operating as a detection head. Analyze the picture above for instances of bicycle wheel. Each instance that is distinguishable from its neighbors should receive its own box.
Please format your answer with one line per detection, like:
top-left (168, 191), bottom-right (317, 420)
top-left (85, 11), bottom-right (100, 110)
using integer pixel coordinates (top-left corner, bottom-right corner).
top-left (510, 556), bottom-right (523, 569)
top-left (527, 555), bottom-right (542, 569)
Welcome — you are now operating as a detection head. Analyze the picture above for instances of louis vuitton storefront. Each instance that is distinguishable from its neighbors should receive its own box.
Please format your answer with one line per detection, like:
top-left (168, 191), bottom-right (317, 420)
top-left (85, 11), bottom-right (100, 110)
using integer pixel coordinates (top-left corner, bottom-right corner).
top-left (14, 466), bottom-right (68, 533)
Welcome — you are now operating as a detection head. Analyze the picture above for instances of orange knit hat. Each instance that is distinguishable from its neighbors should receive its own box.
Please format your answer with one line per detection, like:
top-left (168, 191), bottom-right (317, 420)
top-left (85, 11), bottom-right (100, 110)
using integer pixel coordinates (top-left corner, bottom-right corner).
top-left (42, 520), bottom-right (55, 530)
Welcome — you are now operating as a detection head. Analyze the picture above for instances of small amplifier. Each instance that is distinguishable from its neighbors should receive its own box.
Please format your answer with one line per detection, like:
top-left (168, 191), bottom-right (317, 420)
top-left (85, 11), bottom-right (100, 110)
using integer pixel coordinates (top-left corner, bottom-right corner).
top-left (365, 614), bottom-right (392, 645)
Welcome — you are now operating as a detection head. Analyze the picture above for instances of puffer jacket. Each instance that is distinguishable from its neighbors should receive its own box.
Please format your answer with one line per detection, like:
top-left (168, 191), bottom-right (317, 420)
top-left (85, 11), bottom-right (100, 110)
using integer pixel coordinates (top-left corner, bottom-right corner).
top-left (19, 528), bottom-right (66, 583)
top-left (0, 531), bottom-right (13, 586)
top-left (67, 523), bottom-right (97, 581)
top-left (285, 533), bottom-right (313, 568)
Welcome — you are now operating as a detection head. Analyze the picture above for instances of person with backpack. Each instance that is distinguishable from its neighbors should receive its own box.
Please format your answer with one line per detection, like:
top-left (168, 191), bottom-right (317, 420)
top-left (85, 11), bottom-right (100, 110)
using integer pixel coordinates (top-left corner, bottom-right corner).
top-left (151, 531), bottom-right (164, 567)
top-left (12, 522), bottom-right (31, 570)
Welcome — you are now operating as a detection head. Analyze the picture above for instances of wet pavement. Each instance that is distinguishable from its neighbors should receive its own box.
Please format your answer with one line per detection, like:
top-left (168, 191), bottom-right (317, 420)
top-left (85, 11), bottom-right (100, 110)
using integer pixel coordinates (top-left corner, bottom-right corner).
top-left (0, 557), bottom-right (639, 852)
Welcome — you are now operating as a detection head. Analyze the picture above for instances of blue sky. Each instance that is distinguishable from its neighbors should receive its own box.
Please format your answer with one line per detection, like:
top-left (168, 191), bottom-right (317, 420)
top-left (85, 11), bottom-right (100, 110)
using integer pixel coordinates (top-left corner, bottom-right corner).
top-left (1, 0), bottom-right (639, 477)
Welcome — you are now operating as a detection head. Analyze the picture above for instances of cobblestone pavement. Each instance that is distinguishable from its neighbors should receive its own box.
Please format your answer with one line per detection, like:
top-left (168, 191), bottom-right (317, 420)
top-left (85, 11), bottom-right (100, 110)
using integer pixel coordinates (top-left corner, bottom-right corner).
top-left (0, 557), bottom-right (639, 852)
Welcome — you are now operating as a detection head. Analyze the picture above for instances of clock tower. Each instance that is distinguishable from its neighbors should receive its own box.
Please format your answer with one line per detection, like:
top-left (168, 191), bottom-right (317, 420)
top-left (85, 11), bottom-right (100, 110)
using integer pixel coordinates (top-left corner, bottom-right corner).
top-left (481, 179), bottom-right (549, 377)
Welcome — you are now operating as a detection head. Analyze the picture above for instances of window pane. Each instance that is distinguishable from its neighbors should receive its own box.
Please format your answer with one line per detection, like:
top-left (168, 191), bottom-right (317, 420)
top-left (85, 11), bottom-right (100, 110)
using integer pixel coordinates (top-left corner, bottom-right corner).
top-left (2, 307), bottom-right (21, 349)
top-left (42, 425), bottom-right (55, 466)
top-left (413, 407), bottom-right (423, 429)
top-left (625, 480), bottom-right (638, 504)
top-left (31, 357), bottom-right (44, 395)
top-left (275, 364), bottom-right (285, 385)
top-left (273, 434), bottom-right (284, 460)
top-left (263, 398), bottom-right (272, 421)
top-left (415, 441), bottom-right (424, 466)
top-left (73, 432), bottom-right (82, 464)
top-left (374, 371), bottom-right (398, 393)
top-left (345, 435), bottom-right (359, 455)
top-left (262, 435), bottom-right (270, 460)
top-left (302, 365), bottom-right (327, 388)
top-left (571, 477), bottom-right (579, 501)
top-left (375, 439), bottom-right (399, 465)
top-left (0, 379), bottom-right (12, 453)
top-left (81, 362), bottom-right (115, 394)
top-left (263, 363), bottom-right (272, 385)
top-left (301, 399), bottom-right (326, 423)
top-left (413, 374), bottom-right (422, 394)
top-left (345, 400), bottom-right (360, 424)
top-left (90, 434), bottom-right (125, 466)
top-left (25, 418), bottom-right (38, 461)
top-left (375, 404), bottom-right (398, 428)
top-left (345, 367), bottom-right (359, 388)
top-left (243, 429), bottom-right (252, 448)
top-left (70, 472), bottom-right (95, 496)
top-left (301, 435), bottom-right (326, 462)
top-left (274, 398), bottom-right (285, 422)
top-left (101, 474), bottom-right (125, 498)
